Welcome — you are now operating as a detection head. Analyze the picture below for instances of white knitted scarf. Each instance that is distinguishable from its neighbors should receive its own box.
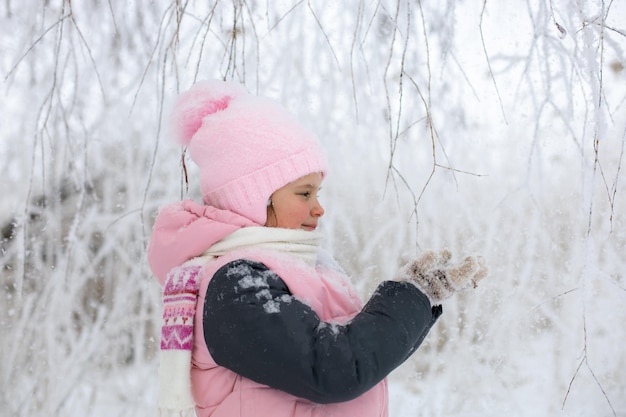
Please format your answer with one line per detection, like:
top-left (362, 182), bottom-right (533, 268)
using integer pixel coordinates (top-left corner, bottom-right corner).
top-left (157, 227), bottom-right (321, 416)
top-left (203, 226), bottom-right (321, 263)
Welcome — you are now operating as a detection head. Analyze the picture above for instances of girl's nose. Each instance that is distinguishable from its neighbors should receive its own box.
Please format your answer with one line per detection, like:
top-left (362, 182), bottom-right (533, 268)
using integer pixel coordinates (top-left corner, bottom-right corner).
top-left (311, 199), bottom-right (324, 218)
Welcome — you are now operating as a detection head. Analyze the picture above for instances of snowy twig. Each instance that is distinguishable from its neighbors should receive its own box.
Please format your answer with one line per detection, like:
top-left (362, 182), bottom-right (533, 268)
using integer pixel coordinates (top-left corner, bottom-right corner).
top-left (349, 0), bottom-right (365, 122)
top-left (67, 1), bottom-right (107, 102)
top-left (479, 0), bottom-right (508, 124)
top-left (529, 287), bottom-right (578, 314)
top-left (307, 1), bottom-right (341, 70)
top-left (130, 2), bottom-right (176, 113)
top-left (3, 13), bottom-right (71, 82)
top-left (433, 163), bottom-right (487, 177)
top-left (562, 354), bottom-right (617, 416)
top-left (267, 0), bottom-right (305, 33)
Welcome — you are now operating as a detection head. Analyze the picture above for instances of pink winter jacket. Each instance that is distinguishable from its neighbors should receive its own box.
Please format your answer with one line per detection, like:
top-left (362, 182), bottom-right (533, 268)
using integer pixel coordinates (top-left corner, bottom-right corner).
top-left (148, 200), bottom-right (441, 417)
top-left (148, 200), bottom-right (389, 417)
top-left (191, 248), bottom-right (388, 417)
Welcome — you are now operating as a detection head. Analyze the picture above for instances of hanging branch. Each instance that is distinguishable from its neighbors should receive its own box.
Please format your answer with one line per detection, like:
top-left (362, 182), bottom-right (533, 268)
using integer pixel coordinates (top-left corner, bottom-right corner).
top-left (4, 13), bottom-right (71, 82)
top-left (562, 309), bottom-right (617, 417)
top-left (130, 1), bottom-right (177, 113)
top-left (564, 3), bottom-right (619, 413)
top-left (479, 0), bottom-right (508, 124)
top-left (307, 0), bottom-right (341, 70)
top-left (66, 0), bottom-right (107, 103)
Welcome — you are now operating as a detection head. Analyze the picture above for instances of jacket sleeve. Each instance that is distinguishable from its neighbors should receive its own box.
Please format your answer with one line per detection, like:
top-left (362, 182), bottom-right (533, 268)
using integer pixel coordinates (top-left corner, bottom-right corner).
top-left (203, 259), bottom-right (442, 404)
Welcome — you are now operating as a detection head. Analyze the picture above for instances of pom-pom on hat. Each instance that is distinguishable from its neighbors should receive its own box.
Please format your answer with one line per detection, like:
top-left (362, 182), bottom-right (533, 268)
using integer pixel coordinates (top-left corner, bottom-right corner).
top-left (171, 80), bottom-right (328, 225)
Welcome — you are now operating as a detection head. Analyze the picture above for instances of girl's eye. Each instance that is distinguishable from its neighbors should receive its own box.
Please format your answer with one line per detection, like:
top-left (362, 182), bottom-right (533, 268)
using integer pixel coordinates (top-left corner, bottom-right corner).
top-left (299, 192), bottom-right (311, 198)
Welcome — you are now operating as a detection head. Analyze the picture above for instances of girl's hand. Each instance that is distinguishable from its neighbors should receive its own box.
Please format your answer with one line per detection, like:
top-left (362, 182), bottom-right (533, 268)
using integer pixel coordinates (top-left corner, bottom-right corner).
top-left (396, 250), bottom-right (488, 305)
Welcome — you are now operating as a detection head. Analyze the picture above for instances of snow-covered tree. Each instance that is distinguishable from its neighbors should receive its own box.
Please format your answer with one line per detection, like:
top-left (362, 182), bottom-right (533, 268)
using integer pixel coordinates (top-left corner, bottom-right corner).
top-left (1, 1), bottom-right (624, 415)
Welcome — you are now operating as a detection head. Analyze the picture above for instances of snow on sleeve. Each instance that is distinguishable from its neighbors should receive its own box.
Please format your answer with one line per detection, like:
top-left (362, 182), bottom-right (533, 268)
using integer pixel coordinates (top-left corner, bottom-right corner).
top-left (226, 260), bottom-right (294, 313)
top-left (316, 321), bottom-right (342, 337)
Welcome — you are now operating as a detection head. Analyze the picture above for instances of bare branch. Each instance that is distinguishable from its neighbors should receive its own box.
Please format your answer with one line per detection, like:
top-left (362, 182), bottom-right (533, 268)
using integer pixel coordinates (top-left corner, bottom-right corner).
top-left (586, 362), bottom-right (617, 417)
top-left (479, 0), bottom-right (508, 124)
top-left (382, 0), bottom-right (401, 151)
top-left (306, 1), bottom-right (341, 70)
top-left (130, 1), bottom-right (177, 113)
top-left (4, 13), bottom-right (71, 82)
top-left (349, 0), bottom-right (365, 122)
top-left (434, 163), bottom-right (488, 177)
top-left (188, 2), bottom-right (219, 83)
top-left (530, 287), bottom-right (579, 314)
top-left (562, 355), bottom-right (585, 411)
top-left (67, 5), bottom-right (107, 102)
top-left (107, 0), bottom-right (119, 35)
top-left (268, 0), bottom-right (305, 33)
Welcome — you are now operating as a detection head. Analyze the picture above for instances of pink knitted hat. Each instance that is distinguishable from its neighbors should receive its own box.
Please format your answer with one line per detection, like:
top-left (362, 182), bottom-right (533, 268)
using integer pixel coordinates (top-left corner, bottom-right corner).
top-left (171, 80), bottom-right (328, 225)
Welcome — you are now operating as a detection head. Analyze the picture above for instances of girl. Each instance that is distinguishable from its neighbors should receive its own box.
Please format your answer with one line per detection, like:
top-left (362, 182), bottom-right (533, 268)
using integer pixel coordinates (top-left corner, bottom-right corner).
top-left (147, 80), bottom-right (487, 417)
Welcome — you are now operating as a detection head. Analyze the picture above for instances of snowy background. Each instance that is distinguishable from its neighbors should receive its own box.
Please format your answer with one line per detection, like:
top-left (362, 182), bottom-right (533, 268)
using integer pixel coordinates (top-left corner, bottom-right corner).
top-left (1, 1), bottom-right (625, 416)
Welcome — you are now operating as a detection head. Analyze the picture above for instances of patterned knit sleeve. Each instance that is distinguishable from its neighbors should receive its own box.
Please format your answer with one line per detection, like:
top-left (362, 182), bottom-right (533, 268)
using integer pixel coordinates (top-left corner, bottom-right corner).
top-left (203, 259), bottom-right (441, 404)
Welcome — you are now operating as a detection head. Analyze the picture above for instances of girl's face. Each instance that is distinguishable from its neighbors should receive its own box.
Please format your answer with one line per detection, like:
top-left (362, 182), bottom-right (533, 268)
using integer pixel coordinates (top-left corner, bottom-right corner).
top-left (265, 172), bottom-right (324, 231)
